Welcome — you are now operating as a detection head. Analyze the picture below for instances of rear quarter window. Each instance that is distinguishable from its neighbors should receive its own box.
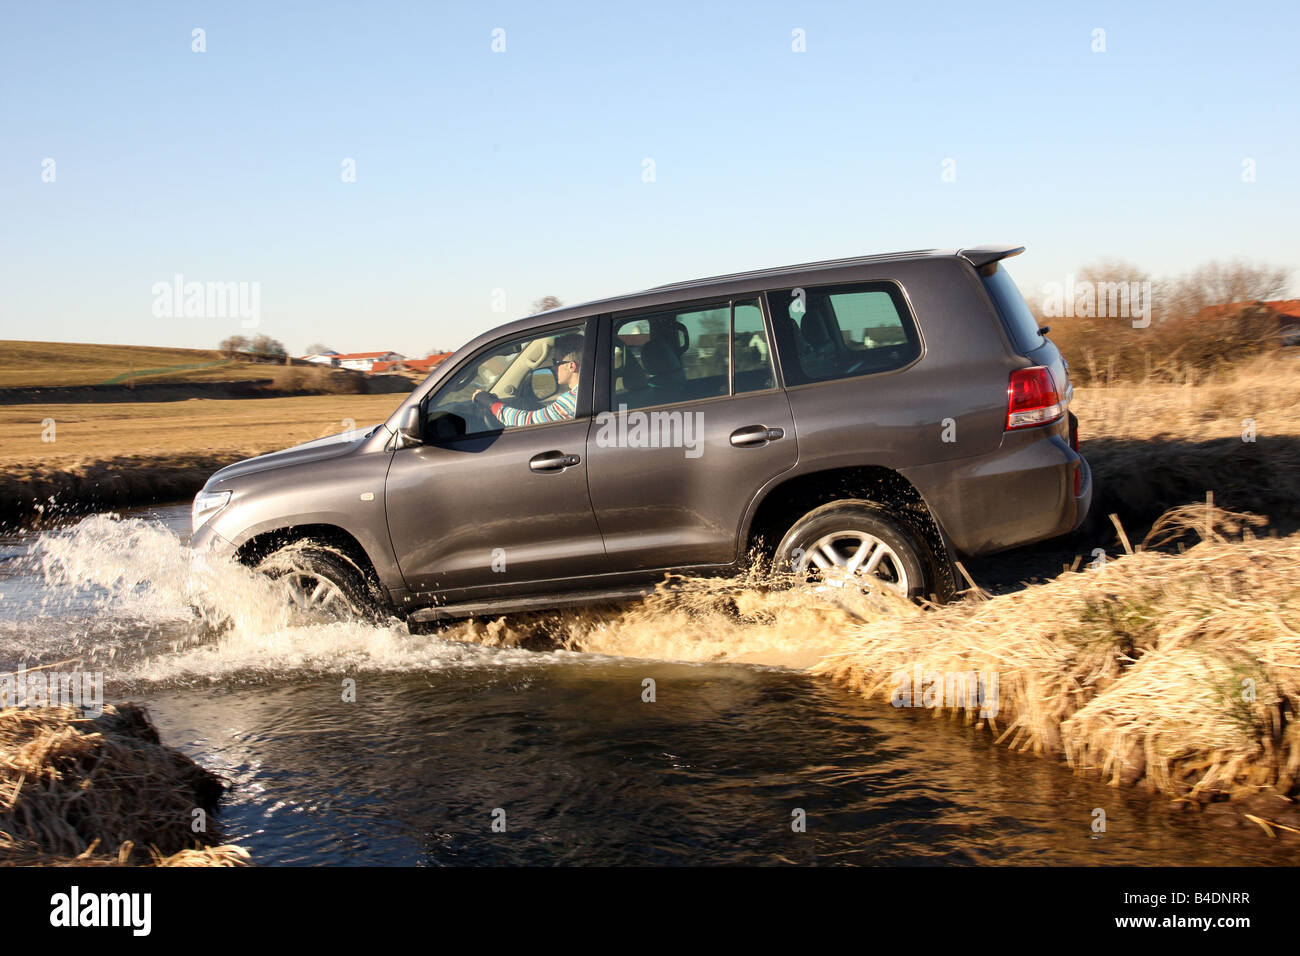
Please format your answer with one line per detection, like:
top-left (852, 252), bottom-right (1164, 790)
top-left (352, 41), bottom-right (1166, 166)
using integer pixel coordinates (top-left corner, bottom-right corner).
top-left (765, 281), bottom-right (920, 387)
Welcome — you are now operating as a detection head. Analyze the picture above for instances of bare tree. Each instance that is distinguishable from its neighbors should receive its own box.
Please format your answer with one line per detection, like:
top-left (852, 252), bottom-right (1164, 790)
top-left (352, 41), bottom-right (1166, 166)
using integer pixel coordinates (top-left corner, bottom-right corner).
top-left (531, 295), bottom-right (564, 314)
top-left (304, 342), bottom-right (332, 355)
top-left (217, 335), bottom-right (249, 358)
top-left (1161, 260), bottom-right (1292, 321)
top-left (1075, 258), bottom-right (1153, 290)
top-left (1042, 257), bottom-right (1293, 384)
top-left (249, 334), bottom-right (287, 358)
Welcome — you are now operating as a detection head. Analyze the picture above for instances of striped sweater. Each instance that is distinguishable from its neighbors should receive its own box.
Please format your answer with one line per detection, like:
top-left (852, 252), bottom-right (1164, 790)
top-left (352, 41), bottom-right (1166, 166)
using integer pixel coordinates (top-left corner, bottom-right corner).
top-left (490, 386), bottom-right (578, 427)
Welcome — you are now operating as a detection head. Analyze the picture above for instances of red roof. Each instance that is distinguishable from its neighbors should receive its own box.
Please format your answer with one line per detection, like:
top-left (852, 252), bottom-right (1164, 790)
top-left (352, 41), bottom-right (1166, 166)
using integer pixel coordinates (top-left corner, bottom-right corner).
top-left (405, 353), bottom-right (452, 372)
top-left (1266, 299), bottom-right (1300, 319)
top-left (1197, 300), bottom-right (1300, 321)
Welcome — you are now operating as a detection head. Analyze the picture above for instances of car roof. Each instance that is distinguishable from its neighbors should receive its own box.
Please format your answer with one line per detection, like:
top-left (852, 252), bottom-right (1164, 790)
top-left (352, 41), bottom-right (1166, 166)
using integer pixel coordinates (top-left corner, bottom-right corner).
top-left (497, 244), bottom-right (1024, 336)
top-left (383, 244), bottom-right (1024, 433)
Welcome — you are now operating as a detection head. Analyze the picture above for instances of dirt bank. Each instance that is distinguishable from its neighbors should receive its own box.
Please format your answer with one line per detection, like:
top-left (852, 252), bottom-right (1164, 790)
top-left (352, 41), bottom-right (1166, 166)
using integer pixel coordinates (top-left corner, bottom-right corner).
top-left (0, 379), bottom-right (278, 405)
top-left (0, 702), bottom-right (249, 866)
top-left (812, 505), bottom-right (1300, 837)
top-left (0, 454), bottom-right (240, 527)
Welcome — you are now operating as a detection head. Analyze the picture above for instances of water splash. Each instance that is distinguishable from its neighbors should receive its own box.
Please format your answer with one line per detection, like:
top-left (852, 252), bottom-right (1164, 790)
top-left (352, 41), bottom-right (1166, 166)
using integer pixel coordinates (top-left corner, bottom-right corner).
top-left (11, 512), bottom-right (883, 689)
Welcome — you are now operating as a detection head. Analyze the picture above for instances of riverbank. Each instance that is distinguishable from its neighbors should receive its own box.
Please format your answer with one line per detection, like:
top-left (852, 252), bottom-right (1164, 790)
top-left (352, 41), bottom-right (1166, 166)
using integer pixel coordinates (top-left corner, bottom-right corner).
top-left (812, 504), bottom-right (1300, 836)
top-left (0, 393), bottom-right (404, 525)
top-left (0, 703), bottom-right (250, 866)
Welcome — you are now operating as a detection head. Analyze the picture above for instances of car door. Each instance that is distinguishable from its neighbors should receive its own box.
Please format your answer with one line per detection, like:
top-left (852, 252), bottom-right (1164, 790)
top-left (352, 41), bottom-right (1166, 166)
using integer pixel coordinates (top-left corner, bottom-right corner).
top-left (585, 296), bottom-right (797, 572)
top-left (384, 320), bottom-right (606, 601)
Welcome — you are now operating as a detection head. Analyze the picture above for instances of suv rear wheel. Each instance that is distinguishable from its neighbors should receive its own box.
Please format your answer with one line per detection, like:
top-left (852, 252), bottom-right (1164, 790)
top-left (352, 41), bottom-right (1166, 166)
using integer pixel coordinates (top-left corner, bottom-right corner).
top-left (775, 500), bottom-right (936, 601)
top-left (255, 541), bottom-right (379, 623)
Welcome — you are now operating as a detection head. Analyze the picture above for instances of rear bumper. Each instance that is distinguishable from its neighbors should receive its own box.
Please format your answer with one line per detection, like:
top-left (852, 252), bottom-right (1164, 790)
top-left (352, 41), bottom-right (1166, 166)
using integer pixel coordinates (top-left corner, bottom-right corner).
top-left (902, 426), bottom-right (1092, 558)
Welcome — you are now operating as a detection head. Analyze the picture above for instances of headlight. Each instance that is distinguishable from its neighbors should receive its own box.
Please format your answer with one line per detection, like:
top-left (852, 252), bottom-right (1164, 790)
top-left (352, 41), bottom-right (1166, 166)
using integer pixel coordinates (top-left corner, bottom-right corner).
top-left (192, 490), bottom-right (231, 532)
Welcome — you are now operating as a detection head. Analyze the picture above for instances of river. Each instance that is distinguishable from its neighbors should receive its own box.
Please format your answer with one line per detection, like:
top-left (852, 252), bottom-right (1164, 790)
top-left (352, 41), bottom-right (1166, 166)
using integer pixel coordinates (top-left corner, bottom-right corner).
top-left (0, 504), bottom-right (1288, 865)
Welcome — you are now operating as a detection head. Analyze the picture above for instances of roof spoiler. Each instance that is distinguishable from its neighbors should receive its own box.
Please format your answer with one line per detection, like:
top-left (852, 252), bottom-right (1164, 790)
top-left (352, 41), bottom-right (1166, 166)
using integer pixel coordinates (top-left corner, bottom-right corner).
top-left (958, 244), bottom-right (1026, 275)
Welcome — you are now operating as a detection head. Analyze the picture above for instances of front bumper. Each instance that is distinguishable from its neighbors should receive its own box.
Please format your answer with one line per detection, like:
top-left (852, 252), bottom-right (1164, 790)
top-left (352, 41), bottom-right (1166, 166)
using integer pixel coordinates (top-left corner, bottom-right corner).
top-left (189, 520), bottom-right (237, 561)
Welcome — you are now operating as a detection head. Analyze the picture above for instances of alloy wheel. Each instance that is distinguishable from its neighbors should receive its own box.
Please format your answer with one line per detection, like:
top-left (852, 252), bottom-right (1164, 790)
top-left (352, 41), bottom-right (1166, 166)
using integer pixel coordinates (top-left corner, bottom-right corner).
top-left (794, 530), bottom-right (910, 594)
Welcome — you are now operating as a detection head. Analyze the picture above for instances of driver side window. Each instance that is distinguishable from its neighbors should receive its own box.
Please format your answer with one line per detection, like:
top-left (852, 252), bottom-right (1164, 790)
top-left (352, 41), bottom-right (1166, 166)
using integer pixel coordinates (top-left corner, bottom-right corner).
top-left (424, 324), bottom-right (586, 439)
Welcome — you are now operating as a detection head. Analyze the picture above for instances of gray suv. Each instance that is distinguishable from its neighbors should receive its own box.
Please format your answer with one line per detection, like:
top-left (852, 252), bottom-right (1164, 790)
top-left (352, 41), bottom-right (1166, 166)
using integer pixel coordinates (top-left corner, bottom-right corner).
top-left (191, 244), bottom-right (1091, 621)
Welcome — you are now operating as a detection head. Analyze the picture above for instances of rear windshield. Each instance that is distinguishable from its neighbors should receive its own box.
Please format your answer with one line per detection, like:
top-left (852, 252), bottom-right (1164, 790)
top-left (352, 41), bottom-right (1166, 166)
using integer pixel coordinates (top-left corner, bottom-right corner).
top-left (983, 266), bottom-right (1044, 354)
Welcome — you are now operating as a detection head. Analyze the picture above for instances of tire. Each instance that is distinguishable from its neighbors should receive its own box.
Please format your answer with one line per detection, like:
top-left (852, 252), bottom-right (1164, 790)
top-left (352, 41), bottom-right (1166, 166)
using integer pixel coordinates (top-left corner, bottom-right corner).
top-left (255, 541), bottom-right (381, 623)
top-left (774, 500), bottom-right (939, 602)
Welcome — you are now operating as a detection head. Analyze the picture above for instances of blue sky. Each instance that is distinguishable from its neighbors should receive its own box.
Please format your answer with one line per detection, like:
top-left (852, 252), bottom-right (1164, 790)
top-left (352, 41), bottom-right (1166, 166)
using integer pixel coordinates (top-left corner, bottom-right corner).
top-left (2, 1), bottom-right (1296, 358)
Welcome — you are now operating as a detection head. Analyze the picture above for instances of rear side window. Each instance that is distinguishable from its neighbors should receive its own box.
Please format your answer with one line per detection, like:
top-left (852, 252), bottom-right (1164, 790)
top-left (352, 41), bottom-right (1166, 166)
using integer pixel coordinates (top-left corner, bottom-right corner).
top-left (612, 303), bottom-right (730, 410)
top-left (610, 298), bottom-right (777, 410)
top-left (765, 282), bottom-right (920, 386)
top-left (983, 266), bottom-right (1044, 354)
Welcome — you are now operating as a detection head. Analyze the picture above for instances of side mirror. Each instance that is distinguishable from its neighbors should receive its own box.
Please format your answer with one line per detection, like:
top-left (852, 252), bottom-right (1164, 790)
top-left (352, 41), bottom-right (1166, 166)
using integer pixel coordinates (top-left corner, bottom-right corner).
top-left (427, 410), bottom-right (467, 443)
top-left (396, 405), bottom-right (422, 446)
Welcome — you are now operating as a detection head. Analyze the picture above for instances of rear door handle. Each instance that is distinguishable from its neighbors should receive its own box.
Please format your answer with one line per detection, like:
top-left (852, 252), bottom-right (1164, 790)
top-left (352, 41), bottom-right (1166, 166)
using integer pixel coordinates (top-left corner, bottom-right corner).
top-left (729, 425), bottom-right (784, 447)
top-left (529, 450), bottom-right (581, 472)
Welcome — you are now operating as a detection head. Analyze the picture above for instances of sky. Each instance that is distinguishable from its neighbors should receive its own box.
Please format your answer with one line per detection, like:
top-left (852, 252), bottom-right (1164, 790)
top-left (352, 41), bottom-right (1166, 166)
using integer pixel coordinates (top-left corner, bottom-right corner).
top-left (1, 1), bottom-right (1297, 359)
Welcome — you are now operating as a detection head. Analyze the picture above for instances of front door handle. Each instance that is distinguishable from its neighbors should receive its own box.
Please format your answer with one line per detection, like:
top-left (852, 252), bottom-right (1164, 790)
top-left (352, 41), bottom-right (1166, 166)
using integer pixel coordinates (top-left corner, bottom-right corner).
top-left (729, 425), bottom-right (785, 447)
top-left (529, 450), bottom-right (581, 472)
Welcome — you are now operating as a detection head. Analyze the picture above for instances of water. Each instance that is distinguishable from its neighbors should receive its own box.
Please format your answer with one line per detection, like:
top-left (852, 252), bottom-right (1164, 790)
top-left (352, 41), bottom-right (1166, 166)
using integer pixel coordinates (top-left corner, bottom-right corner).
top-left (0, 505), bottom-right (1290, 865)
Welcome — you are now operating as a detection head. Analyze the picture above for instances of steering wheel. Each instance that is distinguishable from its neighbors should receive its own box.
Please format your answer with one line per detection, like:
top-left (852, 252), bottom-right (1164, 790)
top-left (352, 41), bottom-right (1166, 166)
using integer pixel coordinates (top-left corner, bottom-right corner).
top-left (441, 399), bottom-right (495, 435)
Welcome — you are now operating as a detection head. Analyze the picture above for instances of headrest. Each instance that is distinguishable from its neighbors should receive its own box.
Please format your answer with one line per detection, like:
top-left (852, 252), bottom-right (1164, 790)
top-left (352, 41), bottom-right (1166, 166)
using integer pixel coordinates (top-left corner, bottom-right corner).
top-left (641, 338), bottom-right (682, 376)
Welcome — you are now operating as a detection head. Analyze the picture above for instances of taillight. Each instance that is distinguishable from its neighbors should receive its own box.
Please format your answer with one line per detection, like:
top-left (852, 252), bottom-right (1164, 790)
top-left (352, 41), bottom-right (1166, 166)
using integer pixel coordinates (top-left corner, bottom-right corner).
top-left (1006, 366), bottom-right (1064, 430)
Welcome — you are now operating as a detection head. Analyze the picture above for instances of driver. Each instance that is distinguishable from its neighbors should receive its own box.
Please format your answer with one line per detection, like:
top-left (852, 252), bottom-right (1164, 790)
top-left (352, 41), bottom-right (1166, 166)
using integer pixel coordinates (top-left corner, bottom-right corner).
top-left (472, 335), bottom-right (582, 427)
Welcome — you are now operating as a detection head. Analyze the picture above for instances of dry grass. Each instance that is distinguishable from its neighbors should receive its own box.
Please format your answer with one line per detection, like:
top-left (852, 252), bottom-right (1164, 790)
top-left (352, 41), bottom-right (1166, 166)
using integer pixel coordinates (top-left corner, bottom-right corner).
top-left (813, 506), bottom-right (1300, 820)
top-left (0, 703), bottom-right (250, 866)
top-left (0, 340), bottom-right (254, 388)
top-left (0, 394), bottom-right (404, 523)
top-left (1073, 352), bottom-right (1300, 540)
top-left (0, 394), bottom-right (403, 466)
top-left (1074, 351), bottom-right (1300, 442)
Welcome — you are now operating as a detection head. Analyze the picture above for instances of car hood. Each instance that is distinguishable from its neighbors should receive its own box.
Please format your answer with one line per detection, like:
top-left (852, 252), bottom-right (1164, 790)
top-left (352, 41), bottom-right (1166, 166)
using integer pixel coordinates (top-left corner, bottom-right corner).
top-left (205, 424), bottom-right (386, 486)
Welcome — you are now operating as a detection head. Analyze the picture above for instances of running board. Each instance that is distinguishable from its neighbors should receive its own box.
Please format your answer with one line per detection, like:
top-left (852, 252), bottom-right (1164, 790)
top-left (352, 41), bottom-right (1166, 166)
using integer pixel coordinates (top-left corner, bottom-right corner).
top-left (407, 585), bottom-right (657, 623)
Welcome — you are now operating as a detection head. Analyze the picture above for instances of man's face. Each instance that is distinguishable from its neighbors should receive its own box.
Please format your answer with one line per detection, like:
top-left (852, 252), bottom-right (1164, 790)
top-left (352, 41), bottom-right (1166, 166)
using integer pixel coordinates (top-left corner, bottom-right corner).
top-left (555, 355), bottom-right (579, 388)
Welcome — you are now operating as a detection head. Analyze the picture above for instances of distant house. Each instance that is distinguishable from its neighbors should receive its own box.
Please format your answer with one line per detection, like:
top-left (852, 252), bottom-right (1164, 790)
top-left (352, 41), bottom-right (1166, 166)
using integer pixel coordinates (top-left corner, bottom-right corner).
top-left (365, 353), bottom-right (453, 376)
top-left (296, 349), bottom-right (449, 375)
top-left (300, 350), bottom-right (340, 367)
top-left (1268, 300), bottom-right (1300, 345)
top-left (405, 352), bottom-right (454, 374)
top-left (1196, 300), bottom-right (1300, 345)
top-left (328, 350), bottom-right (406, 372)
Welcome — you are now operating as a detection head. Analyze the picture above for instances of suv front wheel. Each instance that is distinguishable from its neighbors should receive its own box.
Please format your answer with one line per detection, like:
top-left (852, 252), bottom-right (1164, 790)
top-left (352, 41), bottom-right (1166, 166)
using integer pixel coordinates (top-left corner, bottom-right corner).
top-left (775, 500), bottom-right (936, 601)
top-left (255, 541), bottom-right (379, 623)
